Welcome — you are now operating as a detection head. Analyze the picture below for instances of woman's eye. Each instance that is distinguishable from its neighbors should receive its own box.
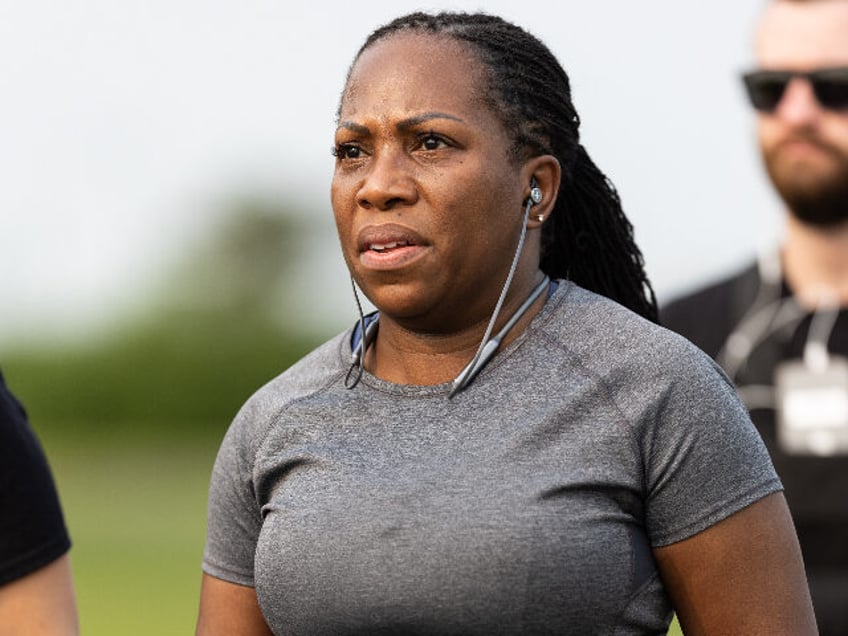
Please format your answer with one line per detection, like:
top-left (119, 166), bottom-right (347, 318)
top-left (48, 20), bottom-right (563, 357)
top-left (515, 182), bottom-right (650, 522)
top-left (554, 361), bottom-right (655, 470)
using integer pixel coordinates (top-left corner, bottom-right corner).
top-left (419, 134), bottom-right (447, 151)
top-left (333, 143), bottom-right (362, 160)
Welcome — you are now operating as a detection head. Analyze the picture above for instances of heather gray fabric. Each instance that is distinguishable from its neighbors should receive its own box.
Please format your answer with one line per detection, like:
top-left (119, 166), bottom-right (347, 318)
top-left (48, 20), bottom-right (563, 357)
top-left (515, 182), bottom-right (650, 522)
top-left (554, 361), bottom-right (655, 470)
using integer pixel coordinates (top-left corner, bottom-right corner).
top-left (203, 281), bottom-right (781, 635)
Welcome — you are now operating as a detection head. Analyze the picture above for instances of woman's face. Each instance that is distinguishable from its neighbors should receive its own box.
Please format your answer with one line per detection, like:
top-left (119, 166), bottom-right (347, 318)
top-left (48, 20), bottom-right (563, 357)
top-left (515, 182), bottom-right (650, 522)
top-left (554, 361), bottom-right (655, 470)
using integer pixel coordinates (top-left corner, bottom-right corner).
top-left (331, 33), bottom-right (536, 333)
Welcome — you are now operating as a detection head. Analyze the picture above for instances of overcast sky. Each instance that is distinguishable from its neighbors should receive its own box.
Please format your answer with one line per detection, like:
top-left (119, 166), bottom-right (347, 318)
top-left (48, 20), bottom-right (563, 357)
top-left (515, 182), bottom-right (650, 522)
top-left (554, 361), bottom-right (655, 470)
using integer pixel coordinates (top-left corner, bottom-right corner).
top-left (0, 0), bottom-right (783, 346)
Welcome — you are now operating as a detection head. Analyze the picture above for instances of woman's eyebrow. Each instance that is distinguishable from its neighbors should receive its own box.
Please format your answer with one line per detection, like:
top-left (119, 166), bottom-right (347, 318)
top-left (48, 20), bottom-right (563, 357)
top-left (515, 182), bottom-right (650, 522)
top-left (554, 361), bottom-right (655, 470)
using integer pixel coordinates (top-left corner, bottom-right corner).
top-left (337, 112), bottom-right (465, 137)
top-left (397, 112), bottom-right (464, 130)
top-left (337, 121), bottom-right (370, 135)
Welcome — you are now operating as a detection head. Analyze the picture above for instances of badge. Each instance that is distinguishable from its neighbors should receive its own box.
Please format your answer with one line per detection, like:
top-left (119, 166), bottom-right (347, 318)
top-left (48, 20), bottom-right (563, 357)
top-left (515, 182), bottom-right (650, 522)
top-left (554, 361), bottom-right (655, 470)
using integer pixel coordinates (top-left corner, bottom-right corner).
top-left (775, 356), bottom-right (848, 456)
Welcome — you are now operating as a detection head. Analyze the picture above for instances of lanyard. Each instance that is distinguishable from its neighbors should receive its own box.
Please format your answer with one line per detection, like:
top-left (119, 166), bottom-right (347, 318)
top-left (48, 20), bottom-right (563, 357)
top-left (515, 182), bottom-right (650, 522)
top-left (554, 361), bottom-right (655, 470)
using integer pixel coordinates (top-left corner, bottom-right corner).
top-left (718, 249), bottom-right (841, 407)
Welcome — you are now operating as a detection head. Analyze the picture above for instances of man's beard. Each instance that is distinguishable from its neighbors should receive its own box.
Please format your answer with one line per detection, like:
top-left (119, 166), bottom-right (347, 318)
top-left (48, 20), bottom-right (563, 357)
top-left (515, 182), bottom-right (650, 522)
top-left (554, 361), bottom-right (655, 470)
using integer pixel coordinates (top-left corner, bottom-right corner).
top-left (763, 134), bottom-right (848, 227)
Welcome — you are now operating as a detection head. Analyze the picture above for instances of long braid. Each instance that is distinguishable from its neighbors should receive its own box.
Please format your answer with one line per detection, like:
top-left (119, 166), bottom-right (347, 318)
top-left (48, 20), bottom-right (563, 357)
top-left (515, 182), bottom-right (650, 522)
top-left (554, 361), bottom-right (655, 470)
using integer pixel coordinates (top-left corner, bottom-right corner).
top-left (351, 12), bottom-right (658, 323)
top-left (547, 147), bottom-right (658, 322)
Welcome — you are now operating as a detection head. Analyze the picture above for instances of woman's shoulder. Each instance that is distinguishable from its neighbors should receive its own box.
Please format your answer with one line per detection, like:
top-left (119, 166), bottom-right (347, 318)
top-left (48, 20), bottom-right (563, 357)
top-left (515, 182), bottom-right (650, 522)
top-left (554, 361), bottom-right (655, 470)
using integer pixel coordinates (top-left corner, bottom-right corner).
top-left (263, 331), bottom-right (350, 398)
top-left (224, 330), bottom-right (351, 447)
top-left (542, 281), bottom-right (731, 391)
top-left (549, 282), bottom-right (708, 353)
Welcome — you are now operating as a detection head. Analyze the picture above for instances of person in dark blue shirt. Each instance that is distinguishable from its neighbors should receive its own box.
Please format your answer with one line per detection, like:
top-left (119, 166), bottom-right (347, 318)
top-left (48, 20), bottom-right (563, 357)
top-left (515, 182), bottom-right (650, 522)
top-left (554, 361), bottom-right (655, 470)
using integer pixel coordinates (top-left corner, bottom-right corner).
top-left (0, 370), bottom-right (78, 634)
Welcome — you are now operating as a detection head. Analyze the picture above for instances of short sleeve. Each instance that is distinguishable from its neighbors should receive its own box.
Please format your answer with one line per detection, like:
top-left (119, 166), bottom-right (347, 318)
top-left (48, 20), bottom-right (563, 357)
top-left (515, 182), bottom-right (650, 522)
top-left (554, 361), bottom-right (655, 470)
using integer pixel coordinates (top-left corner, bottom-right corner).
top-left (0, 372), bottom-right (71, 585)
top-left (202, 404), bottom-right (266, 586)
top-left (641, 349), bottom-right (782, 547)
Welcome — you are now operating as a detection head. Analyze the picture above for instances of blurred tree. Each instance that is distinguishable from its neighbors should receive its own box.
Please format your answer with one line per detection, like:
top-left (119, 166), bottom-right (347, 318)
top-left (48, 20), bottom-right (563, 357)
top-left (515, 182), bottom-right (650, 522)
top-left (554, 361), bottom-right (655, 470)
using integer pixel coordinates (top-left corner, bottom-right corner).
top-left (156, 198), bottom-right (299, 319)
top-left (2, 196), bottom-right (326, 439)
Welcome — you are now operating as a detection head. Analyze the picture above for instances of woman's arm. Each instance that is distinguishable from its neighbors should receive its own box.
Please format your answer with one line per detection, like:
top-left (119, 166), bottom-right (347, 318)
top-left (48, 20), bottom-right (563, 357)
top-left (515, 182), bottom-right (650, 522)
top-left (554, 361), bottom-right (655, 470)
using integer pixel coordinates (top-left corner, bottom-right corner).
top-left (195, 573), bottom-right (273, 636)
top-left (654, 491), bottom-right (816, 635)
top-left (0, 554), bottom-right (78, 635)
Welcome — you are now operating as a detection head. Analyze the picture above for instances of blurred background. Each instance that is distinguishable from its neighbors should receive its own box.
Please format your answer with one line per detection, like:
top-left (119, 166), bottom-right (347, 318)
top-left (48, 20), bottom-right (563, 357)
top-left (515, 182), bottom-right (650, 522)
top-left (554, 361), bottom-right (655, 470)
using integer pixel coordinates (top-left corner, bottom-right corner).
top-left (1, 0), bottom-right (778, 633)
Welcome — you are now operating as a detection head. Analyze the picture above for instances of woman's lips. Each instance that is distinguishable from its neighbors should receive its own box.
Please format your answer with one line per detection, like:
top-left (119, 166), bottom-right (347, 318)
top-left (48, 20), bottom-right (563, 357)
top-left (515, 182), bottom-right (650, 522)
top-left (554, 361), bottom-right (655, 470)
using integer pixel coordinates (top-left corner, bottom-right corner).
top-left (356, 224), bottom-right (428, 270)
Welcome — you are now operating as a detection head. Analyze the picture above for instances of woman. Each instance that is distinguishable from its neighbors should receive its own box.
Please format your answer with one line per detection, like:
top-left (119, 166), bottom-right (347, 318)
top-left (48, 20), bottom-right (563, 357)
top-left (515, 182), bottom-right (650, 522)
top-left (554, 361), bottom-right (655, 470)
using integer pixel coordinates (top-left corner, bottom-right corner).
top-left (196, 12), bottom-right (816, 635)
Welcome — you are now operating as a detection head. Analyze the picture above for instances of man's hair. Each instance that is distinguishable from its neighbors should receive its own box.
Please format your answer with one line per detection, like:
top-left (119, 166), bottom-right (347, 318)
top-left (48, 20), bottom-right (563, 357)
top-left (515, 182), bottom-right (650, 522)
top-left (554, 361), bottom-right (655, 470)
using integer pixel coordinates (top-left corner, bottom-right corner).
top-left (344, 12), bottom-right (658, 322)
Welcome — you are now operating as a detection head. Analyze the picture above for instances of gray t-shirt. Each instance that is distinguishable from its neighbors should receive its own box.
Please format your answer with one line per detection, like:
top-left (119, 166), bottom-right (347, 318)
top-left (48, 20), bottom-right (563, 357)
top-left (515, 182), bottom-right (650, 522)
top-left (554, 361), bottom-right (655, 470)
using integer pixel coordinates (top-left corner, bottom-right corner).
top-left (203, 281), bottom-right (781, 635)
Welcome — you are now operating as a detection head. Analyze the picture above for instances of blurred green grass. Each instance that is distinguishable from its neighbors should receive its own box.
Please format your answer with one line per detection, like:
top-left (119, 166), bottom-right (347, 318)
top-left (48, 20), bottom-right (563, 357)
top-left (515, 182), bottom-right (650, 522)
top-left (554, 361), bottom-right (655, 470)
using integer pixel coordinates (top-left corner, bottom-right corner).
top-left (44, 431), bottom-right (220, 635)
top-left (669, 615), bottom-right (683, 635)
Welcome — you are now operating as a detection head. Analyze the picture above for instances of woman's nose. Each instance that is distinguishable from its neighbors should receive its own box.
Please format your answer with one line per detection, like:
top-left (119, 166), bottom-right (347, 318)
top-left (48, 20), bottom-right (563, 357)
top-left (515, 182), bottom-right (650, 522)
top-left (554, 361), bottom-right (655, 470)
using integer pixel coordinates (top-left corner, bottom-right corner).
top-left (356, 149), bottom-right (418, 211)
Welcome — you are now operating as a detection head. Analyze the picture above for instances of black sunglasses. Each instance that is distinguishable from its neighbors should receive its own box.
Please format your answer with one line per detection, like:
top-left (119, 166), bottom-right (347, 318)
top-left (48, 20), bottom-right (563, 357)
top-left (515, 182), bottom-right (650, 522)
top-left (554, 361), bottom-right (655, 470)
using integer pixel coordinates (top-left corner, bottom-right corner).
top-left (741, 66), bottom-right (848, 112)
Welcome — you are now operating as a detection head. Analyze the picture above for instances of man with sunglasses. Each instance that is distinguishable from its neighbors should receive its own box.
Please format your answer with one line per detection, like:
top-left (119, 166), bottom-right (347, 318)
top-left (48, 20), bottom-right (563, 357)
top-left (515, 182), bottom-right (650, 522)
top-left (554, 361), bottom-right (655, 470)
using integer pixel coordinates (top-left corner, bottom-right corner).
top-left (662, 0), bottom-right (848, 632)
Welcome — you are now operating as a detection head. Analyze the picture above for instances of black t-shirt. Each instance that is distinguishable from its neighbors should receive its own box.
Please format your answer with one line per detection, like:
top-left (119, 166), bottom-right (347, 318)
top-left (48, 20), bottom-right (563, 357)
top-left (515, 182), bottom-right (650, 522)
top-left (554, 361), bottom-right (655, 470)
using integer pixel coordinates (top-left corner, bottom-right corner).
top-left (0, 370), bottom-right (71, 585)
top-left (662, 263), bottom-right (848, 634)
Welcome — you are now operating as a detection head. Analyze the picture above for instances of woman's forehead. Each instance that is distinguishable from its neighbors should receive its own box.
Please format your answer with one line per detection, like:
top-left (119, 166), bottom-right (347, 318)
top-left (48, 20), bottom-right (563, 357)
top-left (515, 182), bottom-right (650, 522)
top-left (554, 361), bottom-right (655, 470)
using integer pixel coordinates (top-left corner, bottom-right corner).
top-left (341, 33), bottom-right (487, 109)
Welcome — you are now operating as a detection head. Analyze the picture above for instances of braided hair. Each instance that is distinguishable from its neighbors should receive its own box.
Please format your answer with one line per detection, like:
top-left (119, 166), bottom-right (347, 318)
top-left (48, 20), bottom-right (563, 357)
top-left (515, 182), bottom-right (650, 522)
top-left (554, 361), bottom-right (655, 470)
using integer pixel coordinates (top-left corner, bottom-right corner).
top-left (348, 12), bottom-right (658, 323)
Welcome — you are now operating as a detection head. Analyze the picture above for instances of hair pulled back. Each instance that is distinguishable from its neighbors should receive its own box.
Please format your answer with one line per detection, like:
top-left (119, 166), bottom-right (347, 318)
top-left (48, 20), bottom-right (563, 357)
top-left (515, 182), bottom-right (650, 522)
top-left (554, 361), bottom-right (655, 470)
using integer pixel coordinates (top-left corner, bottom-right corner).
top-left (349, 12), bottom-right (658, 322)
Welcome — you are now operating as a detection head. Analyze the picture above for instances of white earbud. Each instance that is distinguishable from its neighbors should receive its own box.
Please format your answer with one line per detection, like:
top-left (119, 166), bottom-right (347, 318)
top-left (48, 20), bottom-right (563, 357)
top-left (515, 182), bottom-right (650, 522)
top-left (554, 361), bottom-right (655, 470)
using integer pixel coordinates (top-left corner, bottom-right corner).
top-left (529, 186), bottom-right (542, 205)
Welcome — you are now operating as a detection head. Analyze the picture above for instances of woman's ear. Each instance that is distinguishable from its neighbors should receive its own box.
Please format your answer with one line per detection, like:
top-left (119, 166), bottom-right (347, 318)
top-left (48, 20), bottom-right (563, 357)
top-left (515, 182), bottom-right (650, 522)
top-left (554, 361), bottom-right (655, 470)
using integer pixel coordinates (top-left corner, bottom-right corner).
top-left (522, 155), bottom-right (561, 227)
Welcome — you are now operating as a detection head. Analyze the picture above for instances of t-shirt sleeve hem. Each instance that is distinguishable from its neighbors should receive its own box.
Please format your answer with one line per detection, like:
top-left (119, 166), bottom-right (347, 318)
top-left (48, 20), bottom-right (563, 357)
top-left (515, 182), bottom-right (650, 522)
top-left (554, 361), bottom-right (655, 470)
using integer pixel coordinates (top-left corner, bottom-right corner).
top-left (201, 558), bottom-right (256, 588)
top-left (0, 535), bottom-right (71, 586)
top-left (650, 478), bottom-right (783, 548)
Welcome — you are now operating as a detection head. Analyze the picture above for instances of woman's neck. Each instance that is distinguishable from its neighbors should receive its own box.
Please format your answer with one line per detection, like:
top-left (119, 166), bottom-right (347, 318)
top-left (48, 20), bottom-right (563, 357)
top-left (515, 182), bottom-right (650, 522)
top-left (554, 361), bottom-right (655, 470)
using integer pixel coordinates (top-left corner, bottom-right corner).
top-left (365, 274), bottom-right (550, 386)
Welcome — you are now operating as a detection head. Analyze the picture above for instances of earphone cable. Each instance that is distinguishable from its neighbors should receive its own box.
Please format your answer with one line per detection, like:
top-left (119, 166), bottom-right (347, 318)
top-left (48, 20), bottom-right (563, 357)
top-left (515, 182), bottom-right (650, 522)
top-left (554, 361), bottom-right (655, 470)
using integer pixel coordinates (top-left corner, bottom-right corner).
top-left (344, 276), bottom-right (368, 389)
top-left (449, 196), bottom-right (534, 397)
